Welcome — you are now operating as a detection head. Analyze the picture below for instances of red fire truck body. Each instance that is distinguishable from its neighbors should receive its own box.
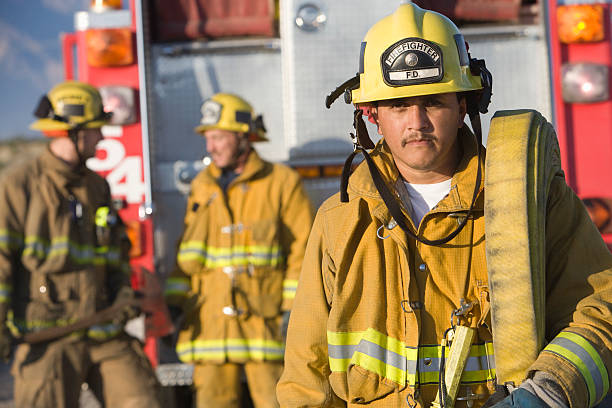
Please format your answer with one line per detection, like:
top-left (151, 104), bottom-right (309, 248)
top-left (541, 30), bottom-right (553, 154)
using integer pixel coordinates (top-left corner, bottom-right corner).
top-left (546, 0), bottom-right (612, 245)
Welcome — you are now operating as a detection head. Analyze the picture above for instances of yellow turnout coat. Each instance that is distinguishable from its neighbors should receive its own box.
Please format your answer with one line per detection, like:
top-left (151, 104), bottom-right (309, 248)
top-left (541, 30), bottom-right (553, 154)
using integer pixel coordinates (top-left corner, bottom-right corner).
top-left (0, 148), bottom-right (132, 339)
top-left (166, 150), bottom-right (314, 364)
top-left (277, 128), bottom-right (612, 408)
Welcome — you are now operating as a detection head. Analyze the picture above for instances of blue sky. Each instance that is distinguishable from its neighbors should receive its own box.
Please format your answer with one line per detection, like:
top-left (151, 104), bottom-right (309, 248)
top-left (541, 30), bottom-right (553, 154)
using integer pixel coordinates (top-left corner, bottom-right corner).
top-left (0, 0), bottom-right (91, 141)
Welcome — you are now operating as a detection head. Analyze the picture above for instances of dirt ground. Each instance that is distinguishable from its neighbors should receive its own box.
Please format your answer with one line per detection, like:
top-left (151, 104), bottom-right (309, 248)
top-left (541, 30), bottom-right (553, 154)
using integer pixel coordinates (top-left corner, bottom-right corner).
top-left (0, 138), bottom-right (47, 174)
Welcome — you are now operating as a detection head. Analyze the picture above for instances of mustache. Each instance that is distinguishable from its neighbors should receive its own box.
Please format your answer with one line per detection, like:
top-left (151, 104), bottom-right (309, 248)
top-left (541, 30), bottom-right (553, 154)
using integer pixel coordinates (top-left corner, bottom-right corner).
top-left (400, 134), bottom-right (435, 147)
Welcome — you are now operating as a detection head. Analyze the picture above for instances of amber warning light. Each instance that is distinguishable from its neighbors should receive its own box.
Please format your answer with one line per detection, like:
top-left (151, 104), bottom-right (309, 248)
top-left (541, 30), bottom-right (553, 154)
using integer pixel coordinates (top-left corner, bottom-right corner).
top-left (557, 4), bottom-right (604, 43)
top-left (90, 0), bottom-right (122, 11)
top-left (86, 28), bottom-right (133, 67)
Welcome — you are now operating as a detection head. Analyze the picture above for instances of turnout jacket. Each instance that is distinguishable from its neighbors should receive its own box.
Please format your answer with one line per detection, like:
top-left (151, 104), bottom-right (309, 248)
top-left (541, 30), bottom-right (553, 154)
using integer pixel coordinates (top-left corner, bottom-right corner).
top-left (0, 148), bottom-right (131, 340)
top-left (277, 128), bottom-right (612, 408)
top-left (165, 150), bottom-right (314, 364)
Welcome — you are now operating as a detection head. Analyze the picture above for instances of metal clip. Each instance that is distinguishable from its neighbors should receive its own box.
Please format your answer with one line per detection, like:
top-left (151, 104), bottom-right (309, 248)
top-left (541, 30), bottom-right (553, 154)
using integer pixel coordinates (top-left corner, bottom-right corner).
top-left (451, 298), bottom-right (474, 328)
top-left (376, 225), bottom-right (390, 240)
top-left (69, 196), bottom-right (83, 221)
top-left (350, 132), bottom-right (359, 152)
top-left (222, 306), bottom-right (244, 316)
top-left (456, 386), bottom-right (486, 408)
top-left (405, 393), bottom-right (418, 408)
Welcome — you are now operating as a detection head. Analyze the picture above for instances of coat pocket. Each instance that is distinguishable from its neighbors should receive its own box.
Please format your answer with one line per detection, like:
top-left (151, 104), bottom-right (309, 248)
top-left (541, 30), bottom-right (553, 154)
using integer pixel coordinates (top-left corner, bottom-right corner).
top-left (329, 364), bottom-right (396, 404)
top-left (235, 267), bottom-right (283, 318)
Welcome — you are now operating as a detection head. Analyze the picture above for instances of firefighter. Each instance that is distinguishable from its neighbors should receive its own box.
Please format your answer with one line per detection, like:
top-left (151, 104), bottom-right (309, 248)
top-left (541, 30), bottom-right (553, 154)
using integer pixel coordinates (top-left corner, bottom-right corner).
top-left (0, 80), bottom-right (162, 408)
top-left (164, 93), bottom-right (314, 407)
top-left (277, 3), bottom-right (612, 408)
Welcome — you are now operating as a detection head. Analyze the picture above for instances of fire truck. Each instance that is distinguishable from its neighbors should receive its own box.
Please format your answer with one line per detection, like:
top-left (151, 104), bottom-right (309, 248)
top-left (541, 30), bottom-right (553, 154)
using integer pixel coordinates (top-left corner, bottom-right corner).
top-left (62, 0), bottom-right (612, 400)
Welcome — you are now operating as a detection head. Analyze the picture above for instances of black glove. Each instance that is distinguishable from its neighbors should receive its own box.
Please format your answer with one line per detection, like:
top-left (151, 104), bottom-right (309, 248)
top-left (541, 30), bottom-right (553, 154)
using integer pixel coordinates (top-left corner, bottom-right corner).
top-left (168, 305), bottom-right (183, 325)
top-left (111, 286), bottom-right (143, 325)
top-left (160, 305), bottom-right (183, 350)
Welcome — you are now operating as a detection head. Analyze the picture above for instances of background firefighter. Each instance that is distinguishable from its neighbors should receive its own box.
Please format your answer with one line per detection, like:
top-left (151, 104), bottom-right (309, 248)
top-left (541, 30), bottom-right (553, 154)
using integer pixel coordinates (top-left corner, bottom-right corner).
top-left (277, 3), bottom-right (612, 408)
top-left (164, 93), bottom-right (314, 407)
top-left (0, 80), bottom-right (162, 407)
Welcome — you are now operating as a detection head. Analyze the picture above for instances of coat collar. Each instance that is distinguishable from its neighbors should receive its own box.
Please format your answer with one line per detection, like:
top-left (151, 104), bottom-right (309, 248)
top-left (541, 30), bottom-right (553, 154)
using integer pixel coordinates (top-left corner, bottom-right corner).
top-left (347, 125), bottom-right (485, 214)
top-left (204, 149), bottom-right (267, 186)
top-left (39, 146), bottom-right (88, 187)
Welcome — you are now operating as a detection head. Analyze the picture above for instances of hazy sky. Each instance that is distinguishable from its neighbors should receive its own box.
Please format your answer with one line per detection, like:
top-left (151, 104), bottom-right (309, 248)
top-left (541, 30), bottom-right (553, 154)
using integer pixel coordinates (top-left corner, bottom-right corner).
top-left (0, 0), bottom-right (92, 140)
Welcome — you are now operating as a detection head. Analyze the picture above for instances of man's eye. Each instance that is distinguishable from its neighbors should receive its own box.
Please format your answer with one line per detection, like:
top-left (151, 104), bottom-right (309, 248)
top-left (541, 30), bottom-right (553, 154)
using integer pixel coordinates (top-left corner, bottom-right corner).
top-left (424, 99), bottom-right (443, 107)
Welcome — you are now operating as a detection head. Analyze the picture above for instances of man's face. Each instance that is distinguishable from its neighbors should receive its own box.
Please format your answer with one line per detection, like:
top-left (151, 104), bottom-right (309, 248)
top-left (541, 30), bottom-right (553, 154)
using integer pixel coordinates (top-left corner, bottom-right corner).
top-left (78, 128), bottom-right (104, 160)
top-left (204, 129), bottom-right (246, 170)
top-left (372, 92), bottom-right (467, 181)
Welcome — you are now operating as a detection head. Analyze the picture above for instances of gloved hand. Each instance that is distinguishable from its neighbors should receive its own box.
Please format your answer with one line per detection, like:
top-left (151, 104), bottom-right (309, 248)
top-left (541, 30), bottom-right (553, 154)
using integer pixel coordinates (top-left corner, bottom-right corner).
top-left (159, 305), bottom-right (183, 350)
top-left (168, 305), bottom-right (184, 325)
top-left (0, 325), bottom-right (13, 362)
top-left (488, 388), bottom-right (549, 408)
top-left (281, 311), bottom-right (291, 340)
top-left (111, 286), bottom-right (143, 325)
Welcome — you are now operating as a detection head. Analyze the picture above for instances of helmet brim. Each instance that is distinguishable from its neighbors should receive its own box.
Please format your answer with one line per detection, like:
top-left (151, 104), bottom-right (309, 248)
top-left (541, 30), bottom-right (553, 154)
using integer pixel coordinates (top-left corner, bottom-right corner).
top-left (194, 125), bottom-right (268, 143)
top-left (30, 118), bottom-right (108, 132)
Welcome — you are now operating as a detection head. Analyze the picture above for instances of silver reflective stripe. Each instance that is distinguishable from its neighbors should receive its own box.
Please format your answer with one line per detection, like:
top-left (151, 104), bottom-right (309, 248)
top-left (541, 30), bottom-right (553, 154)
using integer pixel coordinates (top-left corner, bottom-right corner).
top-left (328, 344), bottom-right (358, 360)
top-left (359, 339), bottom-right (407, 371)
top-left (549, 336), bottom-right (605, 403)
top-left (329, 339), bottom-right (409, 371)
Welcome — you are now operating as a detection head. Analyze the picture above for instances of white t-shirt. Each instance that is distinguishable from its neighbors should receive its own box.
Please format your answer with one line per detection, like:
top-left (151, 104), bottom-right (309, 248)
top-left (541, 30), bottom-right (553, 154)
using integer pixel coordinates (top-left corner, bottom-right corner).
top-left (403, 179), bottom-right (452, 225)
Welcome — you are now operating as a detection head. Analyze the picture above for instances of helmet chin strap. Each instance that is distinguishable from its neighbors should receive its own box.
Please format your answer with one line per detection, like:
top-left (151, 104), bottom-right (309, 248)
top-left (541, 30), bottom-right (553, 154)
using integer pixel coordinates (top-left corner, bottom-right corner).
top-left (68, 129), bottom-right (86, 167)
top-left (340, 106), bottom-right (482, 247)
top-left (221, 133), bottom-right (250, 173)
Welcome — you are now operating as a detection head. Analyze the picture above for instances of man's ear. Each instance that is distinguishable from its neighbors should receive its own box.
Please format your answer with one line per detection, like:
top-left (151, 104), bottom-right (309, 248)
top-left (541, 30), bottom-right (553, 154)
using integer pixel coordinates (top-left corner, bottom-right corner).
top-left (370, 107), bottom-right (383, 136)
top-left (458, 97), bottom-right (467, 128)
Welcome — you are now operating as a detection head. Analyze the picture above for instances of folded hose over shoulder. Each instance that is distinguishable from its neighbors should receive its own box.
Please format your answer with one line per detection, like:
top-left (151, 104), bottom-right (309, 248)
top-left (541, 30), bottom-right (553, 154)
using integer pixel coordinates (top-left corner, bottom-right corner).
top-left (484, 110), bottom-right (563, 386)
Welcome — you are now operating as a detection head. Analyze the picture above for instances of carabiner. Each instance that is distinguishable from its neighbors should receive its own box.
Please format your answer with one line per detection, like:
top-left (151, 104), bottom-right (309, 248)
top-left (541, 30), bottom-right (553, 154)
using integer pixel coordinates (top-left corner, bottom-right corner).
top-left (376, 225), bottom-right (390, 240)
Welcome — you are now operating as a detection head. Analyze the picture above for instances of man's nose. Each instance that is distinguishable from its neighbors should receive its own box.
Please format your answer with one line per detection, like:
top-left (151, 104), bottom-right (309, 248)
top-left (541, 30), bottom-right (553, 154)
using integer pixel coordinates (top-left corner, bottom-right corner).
top-left (406, 105), bottom-right (431, 131)
top-left (205, 141), bottom-right (215, 154)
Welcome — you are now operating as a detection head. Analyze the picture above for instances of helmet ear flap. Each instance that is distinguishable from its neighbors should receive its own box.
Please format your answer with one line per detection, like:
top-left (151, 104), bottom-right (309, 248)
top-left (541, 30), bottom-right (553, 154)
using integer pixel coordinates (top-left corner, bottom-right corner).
top-left (34, 95), bottom-right (54, 119)
top-left (469, 57), bottom-right (493, 114)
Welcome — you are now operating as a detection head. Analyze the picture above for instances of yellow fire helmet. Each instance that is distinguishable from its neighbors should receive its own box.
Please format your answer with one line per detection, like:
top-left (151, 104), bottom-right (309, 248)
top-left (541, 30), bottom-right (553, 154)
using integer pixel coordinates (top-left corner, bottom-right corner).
top-left (194, 93), bottom-right (268, 142)
top-left (326, 2), bottom-right (491, 113)
top-left (30, 80), bottom-right (111, 136)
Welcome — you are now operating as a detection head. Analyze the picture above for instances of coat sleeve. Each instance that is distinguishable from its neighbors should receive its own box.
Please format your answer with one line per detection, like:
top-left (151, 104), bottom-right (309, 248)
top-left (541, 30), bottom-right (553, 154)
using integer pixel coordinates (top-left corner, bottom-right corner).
top-left (0, 171), bottom-right (27, 325)
top-left (528, 174), bottom-right (612, 408)
top-left (163, 190), bottom-right (196, 309)
top-left (279, 170), bottom-right (314, 311)
top-left (276, 207), bottom-right (345, 407)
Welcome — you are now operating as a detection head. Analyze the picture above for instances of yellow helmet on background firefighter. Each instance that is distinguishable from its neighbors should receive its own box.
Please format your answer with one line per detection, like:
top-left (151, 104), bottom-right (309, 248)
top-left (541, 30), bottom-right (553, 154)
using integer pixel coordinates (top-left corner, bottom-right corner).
top-left (30, 80), bottom-right (111, 137)
top-left (194, 93), bottom-right (268, 142)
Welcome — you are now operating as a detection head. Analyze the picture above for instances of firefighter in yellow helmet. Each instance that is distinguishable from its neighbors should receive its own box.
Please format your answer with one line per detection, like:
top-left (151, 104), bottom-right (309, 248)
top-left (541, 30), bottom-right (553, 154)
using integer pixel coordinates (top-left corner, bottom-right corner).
top-left (277, 3), bottom-right (612, 408)
top-left (0, 80), bottom-right (162, 407)
top-left (164, 93), bottom-right (314, 407)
